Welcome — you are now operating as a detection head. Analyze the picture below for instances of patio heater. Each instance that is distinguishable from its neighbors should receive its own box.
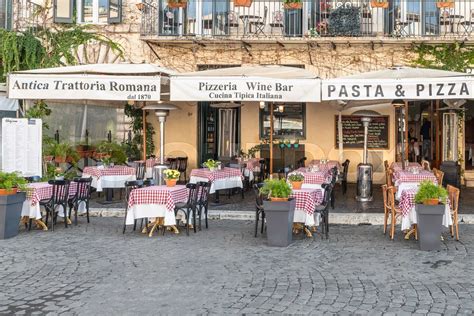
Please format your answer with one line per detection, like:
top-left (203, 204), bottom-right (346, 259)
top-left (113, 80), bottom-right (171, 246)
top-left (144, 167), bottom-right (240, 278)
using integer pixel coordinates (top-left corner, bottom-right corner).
top-left (353, 110), bottom-right (379, 202)
top-left (142, 103), bottom-right (178, 185)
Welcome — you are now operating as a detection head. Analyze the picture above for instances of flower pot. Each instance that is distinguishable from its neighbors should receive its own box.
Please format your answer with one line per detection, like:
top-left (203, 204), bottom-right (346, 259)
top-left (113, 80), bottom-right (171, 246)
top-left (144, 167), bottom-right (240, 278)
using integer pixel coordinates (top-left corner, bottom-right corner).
top-left (263, 199), bottom-right (296, 247)
top-left (370, 0), bottom-right (389, 8)
top-left (284, 2), bottom-right (303, 9)
top-left (167, 0), bottom-right (187, 8)
top-left (165, 179), bottom-right (177, 187)
top-left (423, 198), bottom-right (439, 206)
top-left (270, 197), bottom-right (289, 202)
top-left (43, 155), bottom-right (54, 162)
top-left (55, 176), bottom-right (64, 181)
top-left (0, 188), bottom-right (18, 196)
top-left (234, 0), bottom-right (252, 7)
top-left (290, 181), bottom-right (303, 190)
top-left (416, 204), bottom-right (445, 251)
top-left (436, 1), bottom-right (454, 8)
top-left (0, 192), bottom-right (26, 239)
top-left (54, 156), bottom-right (66, 163)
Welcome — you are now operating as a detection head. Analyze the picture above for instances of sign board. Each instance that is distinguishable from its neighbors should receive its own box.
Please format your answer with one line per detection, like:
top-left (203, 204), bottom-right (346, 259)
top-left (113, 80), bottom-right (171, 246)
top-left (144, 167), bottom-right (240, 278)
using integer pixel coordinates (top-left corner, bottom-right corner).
top-left (7, 74), bottom-right (161, 101)
top-left (323, 77), bottom-right (473, 100)
top-left (2, 118), bottom-right (42, 176)
top-left (171, 77), bottom-right (321, 102)
top-left (335, 115), bottom-right (389, 149)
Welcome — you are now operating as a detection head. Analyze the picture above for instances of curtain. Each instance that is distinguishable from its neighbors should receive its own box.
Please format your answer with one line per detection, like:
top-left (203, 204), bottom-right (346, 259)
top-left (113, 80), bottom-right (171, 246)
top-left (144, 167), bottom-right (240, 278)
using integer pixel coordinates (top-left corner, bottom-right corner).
top-left (218, 108), bottom-right (237, 159)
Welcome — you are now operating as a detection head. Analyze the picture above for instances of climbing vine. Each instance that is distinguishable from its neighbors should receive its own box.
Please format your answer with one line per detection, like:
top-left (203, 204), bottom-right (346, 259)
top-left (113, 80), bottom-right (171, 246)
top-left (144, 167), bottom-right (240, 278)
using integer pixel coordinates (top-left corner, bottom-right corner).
top-left (124, 104), bottom-right (156, 160)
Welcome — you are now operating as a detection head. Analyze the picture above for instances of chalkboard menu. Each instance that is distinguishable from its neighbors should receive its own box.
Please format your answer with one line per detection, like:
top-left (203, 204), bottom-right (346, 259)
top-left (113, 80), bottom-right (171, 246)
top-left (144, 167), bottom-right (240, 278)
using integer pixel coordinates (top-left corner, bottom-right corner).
top-left (335, 115), bottom-right (389, 149)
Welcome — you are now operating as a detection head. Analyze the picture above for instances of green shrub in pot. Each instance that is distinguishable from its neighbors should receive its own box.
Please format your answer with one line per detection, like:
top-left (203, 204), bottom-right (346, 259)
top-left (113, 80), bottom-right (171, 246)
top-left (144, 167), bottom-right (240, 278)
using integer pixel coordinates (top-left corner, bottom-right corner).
top-left (414, 180), bottom-right (448, 205)
top-left (0, 172), bottom-right (27, 195)
top-left (260, 179), bottom-right (292, 201)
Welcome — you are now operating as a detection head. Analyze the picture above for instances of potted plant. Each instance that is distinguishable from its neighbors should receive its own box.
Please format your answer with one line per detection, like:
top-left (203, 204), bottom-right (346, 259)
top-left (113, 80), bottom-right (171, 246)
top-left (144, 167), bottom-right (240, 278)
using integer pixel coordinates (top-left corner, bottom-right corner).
top-left (436, 0), bottom-right (454, 8)
top-left (288, 172), bottom-right (304, 190)
top-left (370, 0), bottom-right (389, 8)
top-left (52, 143), bottom-right (69, 163)
top-left (234, 0), bottom-right (253, 7)
top-left (167, 0), bottom-right (187, 9)
top-left (0, 172), bottom-right (27, 239)
top-left (203, 159), bottom-right (219, 171)
top-left (283, 0), bottom-right (302, 10)
top-left (164, 169), bottom-right (180, 187)
top-left (54, 167), bottom-right (65, 180)
top-left (260, 179), bottom-right (295, 247)
top-left (414, 180), bottom-right (448, 251)
top-left (279, 140), bottom-right (285, 149)
top-left (285, 139), bottom-right (291, 148)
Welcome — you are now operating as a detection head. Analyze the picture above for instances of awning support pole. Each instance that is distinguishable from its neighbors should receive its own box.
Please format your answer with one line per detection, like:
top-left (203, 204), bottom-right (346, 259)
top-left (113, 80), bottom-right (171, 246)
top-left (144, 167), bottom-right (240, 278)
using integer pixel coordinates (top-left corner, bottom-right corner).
top-left (338, 110), bottom-right (343, 163)
top-left (143, 108), bottom-right (147, 161)
top-left (269, 102), bottom-right (274, 178)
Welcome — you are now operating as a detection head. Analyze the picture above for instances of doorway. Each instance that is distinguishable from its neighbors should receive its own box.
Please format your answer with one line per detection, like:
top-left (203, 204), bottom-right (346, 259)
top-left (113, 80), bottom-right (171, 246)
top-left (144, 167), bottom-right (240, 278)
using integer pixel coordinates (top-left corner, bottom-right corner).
top-left (464, 101), bottom-right (474, 170)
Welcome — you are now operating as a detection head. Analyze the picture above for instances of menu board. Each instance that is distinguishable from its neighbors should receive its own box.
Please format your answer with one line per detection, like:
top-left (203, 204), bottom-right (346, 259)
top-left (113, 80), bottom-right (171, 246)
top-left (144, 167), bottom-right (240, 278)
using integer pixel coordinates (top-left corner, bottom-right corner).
top-left (2, 118), bottom-right (42, 176)
top-left (335, 115), bottom-right (389, 149)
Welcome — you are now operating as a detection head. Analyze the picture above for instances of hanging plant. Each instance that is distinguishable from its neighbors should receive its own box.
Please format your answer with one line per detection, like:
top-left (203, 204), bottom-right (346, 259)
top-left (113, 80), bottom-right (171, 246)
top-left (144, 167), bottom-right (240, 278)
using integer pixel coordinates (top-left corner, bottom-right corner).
top-left (283, 0), bottom-right (302, 10)
top-left (436, 0), bottom-right (454, 8)
top-left (167, 0), bottom-right (187, 9)
top-left (370, 0), bottom-right (389, 9)
top-left (234, 0), bottom-right (253, 7)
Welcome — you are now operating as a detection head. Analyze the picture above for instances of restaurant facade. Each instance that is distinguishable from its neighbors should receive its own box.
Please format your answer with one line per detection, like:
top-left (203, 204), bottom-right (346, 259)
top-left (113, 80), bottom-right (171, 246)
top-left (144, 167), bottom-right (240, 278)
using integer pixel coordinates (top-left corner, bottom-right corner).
top-left (8, 0), bottom-right (474, 184)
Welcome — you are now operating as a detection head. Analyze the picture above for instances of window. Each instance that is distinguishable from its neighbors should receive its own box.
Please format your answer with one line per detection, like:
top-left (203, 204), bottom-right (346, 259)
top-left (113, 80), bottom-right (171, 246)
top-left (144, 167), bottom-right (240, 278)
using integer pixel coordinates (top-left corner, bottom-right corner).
top-left (0, 0), bottom-right (12, 29)
top-left (260, 103), bottom-right (306, 139)
top-left (54, 0), bottom-right (122, 24)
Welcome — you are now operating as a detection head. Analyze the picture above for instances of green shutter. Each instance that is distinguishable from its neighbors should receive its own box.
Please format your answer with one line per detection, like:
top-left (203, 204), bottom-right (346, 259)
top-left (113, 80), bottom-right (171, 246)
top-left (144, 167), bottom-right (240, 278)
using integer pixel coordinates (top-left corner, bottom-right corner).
top-left (54, 0), bottom-right (74, 23)
top-left (108, 0), bottom-right (122, 24)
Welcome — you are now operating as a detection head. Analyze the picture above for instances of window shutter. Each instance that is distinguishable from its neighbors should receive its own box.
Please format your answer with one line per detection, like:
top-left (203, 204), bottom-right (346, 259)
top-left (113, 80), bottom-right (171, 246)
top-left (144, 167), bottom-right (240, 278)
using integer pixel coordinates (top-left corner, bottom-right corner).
top-left (54, 0), bottom-right (74, 23)
top-left (108, 0), bottom-right (122, 24)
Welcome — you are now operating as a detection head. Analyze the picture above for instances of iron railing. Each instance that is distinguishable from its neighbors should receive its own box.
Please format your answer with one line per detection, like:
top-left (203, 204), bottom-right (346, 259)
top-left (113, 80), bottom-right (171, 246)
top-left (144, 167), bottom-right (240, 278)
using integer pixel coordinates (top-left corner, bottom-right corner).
top-left (12, 0), bottom-right (40, 32)
top-left (140, 0), bottom-right (474, 39)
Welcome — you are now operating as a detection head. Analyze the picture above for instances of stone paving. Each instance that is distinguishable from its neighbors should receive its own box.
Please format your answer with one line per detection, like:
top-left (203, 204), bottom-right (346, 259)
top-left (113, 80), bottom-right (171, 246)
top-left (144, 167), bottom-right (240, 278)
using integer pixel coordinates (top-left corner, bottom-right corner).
top-left (1, 218), bottom-right (474, 315)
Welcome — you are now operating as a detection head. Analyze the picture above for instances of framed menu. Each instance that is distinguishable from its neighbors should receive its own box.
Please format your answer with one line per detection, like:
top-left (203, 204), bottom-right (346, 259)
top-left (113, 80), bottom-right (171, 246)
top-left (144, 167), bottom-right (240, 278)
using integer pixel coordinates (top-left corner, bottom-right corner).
top-left (2, 118), bottom-right (42, 176)
top-left (335, 115), bottom-right (389, 149)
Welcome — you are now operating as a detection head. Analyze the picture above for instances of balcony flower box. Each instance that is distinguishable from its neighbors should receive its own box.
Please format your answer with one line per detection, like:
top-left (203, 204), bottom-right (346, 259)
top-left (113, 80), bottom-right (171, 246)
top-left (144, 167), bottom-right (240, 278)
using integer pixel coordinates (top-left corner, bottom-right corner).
top-left (167, 0), bottom-right (187, 9)
top-left (370, 0), bottom-right (389, 9)
top-left (283, 0), bottom-right (302, 10)
top-left (234, 0), bottom-right (253, 7)
top-left (436, 0), bottom-right (454, 9)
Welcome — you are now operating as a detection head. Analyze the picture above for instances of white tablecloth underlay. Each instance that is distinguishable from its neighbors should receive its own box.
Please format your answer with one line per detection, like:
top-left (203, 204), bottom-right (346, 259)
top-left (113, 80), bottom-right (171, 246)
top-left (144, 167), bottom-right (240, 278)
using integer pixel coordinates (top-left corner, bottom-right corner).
top-left (84, 174), bottom-right (136, 192)
top-left (189, 176), bottom-right (243, 194)
top-left (126, 204), bottom-right (177, 226)
top-left (22, 201), bottom-right (86, 220)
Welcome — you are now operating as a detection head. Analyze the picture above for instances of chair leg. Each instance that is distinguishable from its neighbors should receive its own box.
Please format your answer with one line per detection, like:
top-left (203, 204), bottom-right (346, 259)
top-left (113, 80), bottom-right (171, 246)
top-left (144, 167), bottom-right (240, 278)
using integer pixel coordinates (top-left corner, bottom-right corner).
top-left (205, 204), bottom-right (209, 229)
top-left (74, 203), bottom-right (78, 226)
top-left (193, 207), bottom-right (197, 233)
top-left (198, 206), bottom-right (202, 231)
top-left (123, 208), bottom-right (128, 234)
top-left (255, 210), bottom-right (259, 237)
top-left (241, 187), bottom-right (244, 199)
top-left (86, 201), bottom-right (90, 223)
top-left (261, 211), bottom-right (265, 234)
top-left (455, 213), bottom-right (459, 241)
top-left (28, 218), bottom-right (33, 231)
top-left (383, 211), bottom-right (388, 235)
top-left (390, 213), bottom-right (396, 240)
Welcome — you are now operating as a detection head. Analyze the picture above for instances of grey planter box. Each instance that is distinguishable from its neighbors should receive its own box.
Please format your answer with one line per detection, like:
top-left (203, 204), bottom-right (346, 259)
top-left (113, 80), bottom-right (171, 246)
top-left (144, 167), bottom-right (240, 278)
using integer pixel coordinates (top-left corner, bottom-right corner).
top-left (0, 192), bottom-right (26, 239)
top-left (416, 204), bottom-right (445, 251)
top-left (263, 199), bottom-right (296, 247)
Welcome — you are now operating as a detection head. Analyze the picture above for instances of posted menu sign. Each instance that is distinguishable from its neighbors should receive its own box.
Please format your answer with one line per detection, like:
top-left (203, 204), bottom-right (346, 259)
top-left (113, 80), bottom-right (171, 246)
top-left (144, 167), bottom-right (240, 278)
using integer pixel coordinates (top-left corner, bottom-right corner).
top-left (335, 115), bottom-right (389, 149)
top-left (2, 118), bottom-right (42, 176)
top-left (171, 77), bottom-right (321, 102)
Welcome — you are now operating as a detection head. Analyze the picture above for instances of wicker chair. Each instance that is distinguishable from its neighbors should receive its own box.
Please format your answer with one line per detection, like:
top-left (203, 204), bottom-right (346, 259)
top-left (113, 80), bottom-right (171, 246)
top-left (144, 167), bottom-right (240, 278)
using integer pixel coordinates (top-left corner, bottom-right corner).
top-left (447, 184), bottom-right (460, 241)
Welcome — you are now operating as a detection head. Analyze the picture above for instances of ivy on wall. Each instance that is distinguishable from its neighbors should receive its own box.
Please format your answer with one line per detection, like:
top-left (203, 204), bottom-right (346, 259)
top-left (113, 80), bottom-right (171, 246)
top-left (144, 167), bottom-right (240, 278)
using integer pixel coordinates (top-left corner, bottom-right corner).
top-left (412, 42), bottom-right (474, 72)
top-left (124, 104), bottom-right (156, 160)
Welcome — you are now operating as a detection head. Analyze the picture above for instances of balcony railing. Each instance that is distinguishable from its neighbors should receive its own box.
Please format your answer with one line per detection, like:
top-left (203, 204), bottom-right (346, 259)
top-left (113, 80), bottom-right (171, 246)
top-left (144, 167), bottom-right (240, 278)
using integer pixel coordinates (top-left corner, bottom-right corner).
top-left (12, 0), bottom-right (40, 32)
top-left (140, 0), bottom-right (474, 40)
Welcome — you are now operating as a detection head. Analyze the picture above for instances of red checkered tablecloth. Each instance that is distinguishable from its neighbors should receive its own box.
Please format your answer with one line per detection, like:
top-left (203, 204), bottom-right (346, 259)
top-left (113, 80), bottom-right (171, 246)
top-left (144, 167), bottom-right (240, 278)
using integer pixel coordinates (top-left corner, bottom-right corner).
top-left (289, 168), bottom-right (331, 185)
top-left (390, 162), bottom-right (422, 172)
top-left (83, 166), bottom-right (136, 179)
top-left (310, 160), bottom-right (341, 170)
top-left (190, 167), bottom-right (243, 183)
top-left (25, 182), bottom-right (79, 206)
top-left (393, 170), bottom-right (437, 186)
top-left (290, 188), bottom-right (323, 215)
top-left (127, 185), bottom-right (188, 213)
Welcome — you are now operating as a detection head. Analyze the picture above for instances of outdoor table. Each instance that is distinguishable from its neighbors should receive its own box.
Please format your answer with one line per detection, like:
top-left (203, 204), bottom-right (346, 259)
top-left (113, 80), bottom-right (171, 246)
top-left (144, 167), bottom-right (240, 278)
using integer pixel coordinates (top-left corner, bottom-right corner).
top-left (291, 188), bottom-right (323, 236)
top-left (390, 162), bottom-right (421, 172)
top-left (288, 167), bottom-right (332, 190)
top-left (243, 158), bottom-right (260, 180)
top-left (21, 182), bottom-right (81, 230)
top-left (309, 160), bottom-right (341, 171)
top-left (83, 166), bottom-right (136, 203)
top-left (393, 170), bottom-right (437, 200)
top-left (126, 185), bottom-right (188, 237)
top-left (239, 15), bottom-right (262, 35)
top-left (398, 188), bottom-right (452, 233)
top-left (189, 167), bottom-right (243, 203)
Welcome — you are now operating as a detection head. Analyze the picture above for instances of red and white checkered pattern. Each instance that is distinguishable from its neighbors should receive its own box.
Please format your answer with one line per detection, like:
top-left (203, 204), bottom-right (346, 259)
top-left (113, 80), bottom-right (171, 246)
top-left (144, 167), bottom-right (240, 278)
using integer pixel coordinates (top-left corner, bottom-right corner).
top-left (390, 162), bottom-right (422, 172)
top-left (25, 182), bottom-right (79, 206)
top-left (399, 188), bottom-right (450, 217)
top-left (289, 168), bottom-right (331, 185)
top-left (245, 158), bottom-right (260, 172)
top-left (83, 166), bottom-right (136, 179)
top-left (310, 160), bottom-right (341, 170)
top-left (393, 170), bottom-right (437, 186)
top-left (127, 185), bottom-right (188, 212)
top-left (291, 188), bottom-right (323, 215)
top-left (190, 167), bottom-right (243, 183)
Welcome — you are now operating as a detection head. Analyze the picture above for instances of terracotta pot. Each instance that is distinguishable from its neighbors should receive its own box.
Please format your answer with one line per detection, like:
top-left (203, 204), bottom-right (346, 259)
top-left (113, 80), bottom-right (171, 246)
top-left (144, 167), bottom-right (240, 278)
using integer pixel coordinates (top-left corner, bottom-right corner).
top-left (0, 188), bottom-right (18, 196)
top-left (284, 2), bottom-right (303, 9)
top-left (423, 198), bottom-right (440, 206)
top-left (234, 0), bottom-right (252, 7)
top-left (167, 0), bottom-right (187, 8)
top-left (370, 0), bottom-right (389, 8)
top-left (55, 156), bottom-right (66, 163)
top-left (165, 179), bottom-right (177, 187)
top-left (270, 197), bottom-right (289, 202)
top-left (436, 1), bottom-right (454, 8)
top-left (291, 181), bottom-right (303, 190)
top-left (43, 155), bottom-right (54, 162)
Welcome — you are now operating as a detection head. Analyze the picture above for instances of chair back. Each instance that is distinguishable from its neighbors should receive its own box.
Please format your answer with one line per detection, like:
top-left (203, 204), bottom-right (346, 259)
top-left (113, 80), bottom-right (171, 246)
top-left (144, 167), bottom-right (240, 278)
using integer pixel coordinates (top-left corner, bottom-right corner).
top-left (177, 157), bottom-right (188, 173)
top-left (386, 168), bottom-right (394, 187)
top-left (47, 180), bottom-right (71, 205)
top-left (320, 183), bottom-right (333, 209)
top-left (143, 179), bottom-right (155, 187)
top-left (24, 176), bottom-right (41, 183)
top-left (253, 183), bottom-right (265, 209)
top-left (124, 180), bottom-right (143, 203)
top-left (381, 184), bottom-right (389, 212)
top-left (185, 183), bottom-right (199, 206)
top-left (330, 167), bottom-right (338, 186)
top-left (342, 159), bottom-right (350, 181)
top-left (197, 181), bottom-right (211, 205)
top-left (446, 184), bottom-right (459, 214)
top-left (259, 159), bottom-right (268, 180)
top-left (168, 158), bottom-right (178, 170)
top-left (384, 160), bottom-right (389, 171)
top-left (135, 161), bottom-right (146, 180)
top-left (433, 168), bottom-right (444, 186)
top-left (421, 159), bottom-right (431, 171)
top-left (296, 157), bottom-right (306, 169)
top-left (386, 186), bottom-right (397, 211)
top-left (72, 177), bottom-right (92, 202)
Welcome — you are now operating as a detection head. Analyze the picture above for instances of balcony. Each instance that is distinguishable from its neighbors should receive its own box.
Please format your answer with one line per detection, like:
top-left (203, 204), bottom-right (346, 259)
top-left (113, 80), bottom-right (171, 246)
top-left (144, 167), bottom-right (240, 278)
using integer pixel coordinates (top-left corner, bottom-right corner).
top-left (140, 0), bottom-right (474, 44)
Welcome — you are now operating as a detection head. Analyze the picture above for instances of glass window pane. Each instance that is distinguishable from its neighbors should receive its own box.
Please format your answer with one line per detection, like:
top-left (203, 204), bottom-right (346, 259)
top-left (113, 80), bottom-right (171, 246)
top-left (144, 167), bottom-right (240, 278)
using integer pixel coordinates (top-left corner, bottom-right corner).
top-left (56, 0), bottom-right (72, 19)
top-left (98, 0), bottom-right (108, 23)
top-left (109, 0), bottom-right (119, 19)
top-left (0, 0), bottom-right (6, 29)
top-left (260, 103), bottom-right (305, 139)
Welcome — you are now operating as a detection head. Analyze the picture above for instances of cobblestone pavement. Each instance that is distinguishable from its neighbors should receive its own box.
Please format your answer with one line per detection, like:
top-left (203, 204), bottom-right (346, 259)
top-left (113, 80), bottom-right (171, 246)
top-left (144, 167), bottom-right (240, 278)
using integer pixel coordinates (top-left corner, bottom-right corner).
top-left (1, 218), bottom-right (474, 315)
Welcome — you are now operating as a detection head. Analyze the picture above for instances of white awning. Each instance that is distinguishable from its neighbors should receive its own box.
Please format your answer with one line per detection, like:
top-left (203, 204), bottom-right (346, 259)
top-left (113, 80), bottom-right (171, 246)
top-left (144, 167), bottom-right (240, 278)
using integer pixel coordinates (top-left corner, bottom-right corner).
top-left (7, 63), bottom-right (176, 102)
top-left (171, 65), bottom-right (321, 102)
top-left (322, 67), bottom-right (474, 101)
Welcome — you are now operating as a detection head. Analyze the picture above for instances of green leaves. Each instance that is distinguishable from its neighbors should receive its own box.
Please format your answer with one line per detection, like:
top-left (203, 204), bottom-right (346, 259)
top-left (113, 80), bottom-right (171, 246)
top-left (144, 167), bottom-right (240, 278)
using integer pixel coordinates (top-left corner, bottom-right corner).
top-left (413, 42), bottom-right (474, 73)
top-left (0, 172), bottom-right (27, 191)
top-left (260, 179), bottom-right (292, 199)
top-left (414, 180), bottom-right (448, 205)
